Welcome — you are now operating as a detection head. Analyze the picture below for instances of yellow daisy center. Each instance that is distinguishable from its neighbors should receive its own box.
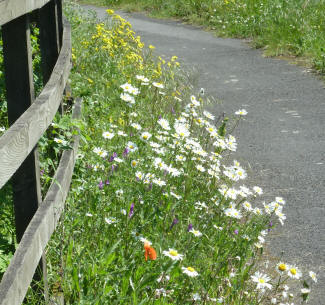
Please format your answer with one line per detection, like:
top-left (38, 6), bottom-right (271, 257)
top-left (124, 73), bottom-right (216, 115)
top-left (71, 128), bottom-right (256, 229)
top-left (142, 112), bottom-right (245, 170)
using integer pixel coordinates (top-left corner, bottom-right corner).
top-left (143, 135), bottom-right (148, 139)
top-left (290, 268), bottom-right (297, 275)
top-left (258, 278), bottom-right (265, 284)
top-left (169, 250), bottom-right (178, 256)
top-left (187, 267), bottom-right (195, 272)
top-left (278, 264), bottom-right (287, 271)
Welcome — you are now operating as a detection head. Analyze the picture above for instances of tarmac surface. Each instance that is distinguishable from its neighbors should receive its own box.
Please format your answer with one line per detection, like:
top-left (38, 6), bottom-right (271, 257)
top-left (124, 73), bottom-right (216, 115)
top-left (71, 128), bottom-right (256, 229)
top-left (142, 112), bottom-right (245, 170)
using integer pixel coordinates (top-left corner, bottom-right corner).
top-left (82, 5), bottom-right (325, 304)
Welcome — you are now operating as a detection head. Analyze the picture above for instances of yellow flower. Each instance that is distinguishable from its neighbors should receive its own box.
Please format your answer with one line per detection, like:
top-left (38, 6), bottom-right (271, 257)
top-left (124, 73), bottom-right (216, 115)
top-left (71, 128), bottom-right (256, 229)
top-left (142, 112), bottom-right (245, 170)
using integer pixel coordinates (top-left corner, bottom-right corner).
top-left (106, 9), bottom-right (114, 15)
top-left (87, 78), bottom-right (93, 84)
top-left (149, 45), bottom-right (155, 49)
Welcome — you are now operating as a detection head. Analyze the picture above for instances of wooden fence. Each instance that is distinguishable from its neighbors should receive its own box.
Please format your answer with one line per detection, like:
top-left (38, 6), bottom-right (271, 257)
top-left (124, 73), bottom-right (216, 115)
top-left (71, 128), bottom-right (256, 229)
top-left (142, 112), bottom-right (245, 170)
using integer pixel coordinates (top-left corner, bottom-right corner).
top-left (0, 0), bottom-right (80, 303)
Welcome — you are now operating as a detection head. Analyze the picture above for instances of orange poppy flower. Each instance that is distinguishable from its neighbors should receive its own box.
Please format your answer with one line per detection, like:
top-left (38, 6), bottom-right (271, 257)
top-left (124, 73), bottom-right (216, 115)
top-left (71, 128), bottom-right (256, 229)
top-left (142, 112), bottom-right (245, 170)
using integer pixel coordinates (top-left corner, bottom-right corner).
top-left (144, 242), bottom-right (157, 261)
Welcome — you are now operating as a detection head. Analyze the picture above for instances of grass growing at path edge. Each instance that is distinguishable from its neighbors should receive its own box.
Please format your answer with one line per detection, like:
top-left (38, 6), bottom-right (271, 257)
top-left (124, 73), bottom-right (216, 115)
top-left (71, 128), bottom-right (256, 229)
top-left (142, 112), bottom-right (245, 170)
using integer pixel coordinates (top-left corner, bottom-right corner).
top-left (79, 0), bottom-right (325, 74)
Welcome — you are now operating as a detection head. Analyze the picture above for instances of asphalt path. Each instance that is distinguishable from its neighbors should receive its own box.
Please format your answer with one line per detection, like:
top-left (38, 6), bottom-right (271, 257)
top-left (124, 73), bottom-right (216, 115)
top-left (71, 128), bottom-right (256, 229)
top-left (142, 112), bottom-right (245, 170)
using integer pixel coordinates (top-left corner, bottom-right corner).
top-left (82, 5), bottom-right (325, 304)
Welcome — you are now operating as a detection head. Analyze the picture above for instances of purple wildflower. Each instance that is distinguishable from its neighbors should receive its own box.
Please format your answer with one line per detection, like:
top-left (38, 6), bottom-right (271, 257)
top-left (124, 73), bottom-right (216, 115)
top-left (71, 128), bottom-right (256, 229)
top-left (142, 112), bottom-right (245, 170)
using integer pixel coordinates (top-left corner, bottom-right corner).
top-left (234, 229), bottom-right (239, 235)
top-left (170, 217), bottom-right (179, 230)
top-left (187, 223), bottom-right (193, 232)
top-left (123, 148), bottom-right (129, 157)
top-left (98, 181), bottom-right (104, 189)
top-left (129, 203), bottom-right (134, 218)
top-left (105, 179), bottom-right (110, 185)
top-left (171, 107), bottom-right (175, 114)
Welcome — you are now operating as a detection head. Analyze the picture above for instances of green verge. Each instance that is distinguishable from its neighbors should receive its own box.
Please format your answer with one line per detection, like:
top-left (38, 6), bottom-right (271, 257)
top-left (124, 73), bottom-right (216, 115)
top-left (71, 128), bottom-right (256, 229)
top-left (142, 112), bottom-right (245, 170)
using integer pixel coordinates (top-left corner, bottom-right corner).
top-left (78, 0), bottom-right (325, 74)
top-left (21, 2), bottom-right (316, 304)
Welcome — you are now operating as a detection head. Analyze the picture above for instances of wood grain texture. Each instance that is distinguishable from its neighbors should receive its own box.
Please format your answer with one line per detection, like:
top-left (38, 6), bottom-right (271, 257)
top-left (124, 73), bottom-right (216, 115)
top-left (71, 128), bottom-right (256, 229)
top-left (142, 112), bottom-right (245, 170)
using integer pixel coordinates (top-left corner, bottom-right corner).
top-left (0, 18), bottom-right (72, 189)
top-left (0, 0), bottom-right (51, 26)
top-left (0, 98), bottom-right (82, 305)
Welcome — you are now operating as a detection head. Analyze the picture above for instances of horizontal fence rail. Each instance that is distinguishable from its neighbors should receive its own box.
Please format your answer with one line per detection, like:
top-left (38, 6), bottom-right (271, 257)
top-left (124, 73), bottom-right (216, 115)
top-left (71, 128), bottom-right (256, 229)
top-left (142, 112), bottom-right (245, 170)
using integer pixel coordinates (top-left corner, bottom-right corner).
top-left (0, 99), bottom-right (82, 305)
top-left (0, 0), bottom-right (51, 26)
top-left (0, 18), bottom-right (72, 190)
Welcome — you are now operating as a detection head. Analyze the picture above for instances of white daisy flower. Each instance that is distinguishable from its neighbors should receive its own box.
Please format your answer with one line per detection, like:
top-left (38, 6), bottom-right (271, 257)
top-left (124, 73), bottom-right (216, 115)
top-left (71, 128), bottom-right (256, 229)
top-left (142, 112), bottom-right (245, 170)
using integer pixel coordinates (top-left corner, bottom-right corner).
top-left (203, 110), bottom-right (215, 120)
top-left (242, 201), bottom-right (253, 211)
top-left (176, 155), bottom-right (186, 162)
top-left (105, 217), bottom-right (117, 225)
top-left (93, 147), bottom-right (108, 158)
top-left (170, 192), bottom-right (181, 200)
top-left (275, 197), bottom-right (286, 205)
top-left (120, 92), bottom-right (135, 104)
top-left (139, 237), bottom-right (152, 245)
top-left (275, 209), bottom-right (286, 225)
top-left (174, 122), bottom-right (190, 138)
top-left (131, 122), bottom-right (142, 130)
top-left (253, 186), bottom-right (263, 195)
top-left (135, 171), bottom-right (144, 180)
top-left (235, 109), bottom-right (248, 116)
top-left (182, 267), bottom-right (199, 277)
top-left (157, 118), bottom-right (171, 130)
top-left (189, 228), bottom-right (202, 237)
top-left (309, 271), bottom-right (317, 283)
top-left (117, 130), bottom-right (127, 137)
top-left (152, 82), bottom-right (164, 89)
top-left (93, 163), bottom-right (105, 171)
top-left (253, 207), bottom-right (263, 215)
top-left (127, 141), bottom-right (138, 152)
top-left (136, 75), bottom-right (149, 83)
top-left (153, 178), bottom-right (166, 187)
top-left (163, 248), bottom-right (183, 260)
top-left (141, 131), bottom-right (152, 141)
top-left (251, 271), bottom-right (272, 290)
top-left (287, 265), bottom-right (302, 279)
top-left (102, 131), bottom-right (115, 139)
top-left (131, 160), bottom-right (138, 168)
top-left (196, 164), bottom-right (206, 172)
top-left (54, 137), bottom-right (67, 145)
top-left (224, 207), bottom-right (242, 219)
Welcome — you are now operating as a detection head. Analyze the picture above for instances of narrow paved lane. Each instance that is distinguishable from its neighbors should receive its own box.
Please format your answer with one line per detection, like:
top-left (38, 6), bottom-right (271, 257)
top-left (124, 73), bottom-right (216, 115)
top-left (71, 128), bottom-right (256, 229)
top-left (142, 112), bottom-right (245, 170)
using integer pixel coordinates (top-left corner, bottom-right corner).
top-left (83, 6), bottom-right (325, 303)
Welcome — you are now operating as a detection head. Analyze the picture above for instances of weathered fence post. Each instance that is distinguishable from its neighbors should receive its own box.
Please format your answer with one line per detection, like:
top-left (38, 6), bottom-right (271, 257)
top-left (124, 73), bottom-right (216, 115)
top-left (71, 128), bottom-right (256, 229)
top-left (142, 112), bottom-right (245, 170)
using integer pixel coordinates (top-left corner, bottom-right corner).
top-left (1, 12), bottom-right (48, 302)
top-left (39, 0), bottom-right (60, 85)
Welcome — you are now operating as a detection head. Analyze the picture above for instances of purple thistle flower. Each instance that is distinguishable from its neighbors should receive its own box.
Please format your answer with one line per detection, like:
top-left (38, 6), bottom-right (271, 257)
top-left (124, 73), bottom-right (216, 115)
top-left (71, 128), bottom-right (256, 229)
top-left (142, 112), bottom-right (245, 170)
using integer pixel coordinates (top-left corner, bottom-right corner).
top-left (170, 217), bottom-right (179, 230)
top-left (98, 181), bottom-right (104, 189)
top-left (187, 223), bottom-right (193, 232)
top-left (129, 203), bottom-right (134, 218)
